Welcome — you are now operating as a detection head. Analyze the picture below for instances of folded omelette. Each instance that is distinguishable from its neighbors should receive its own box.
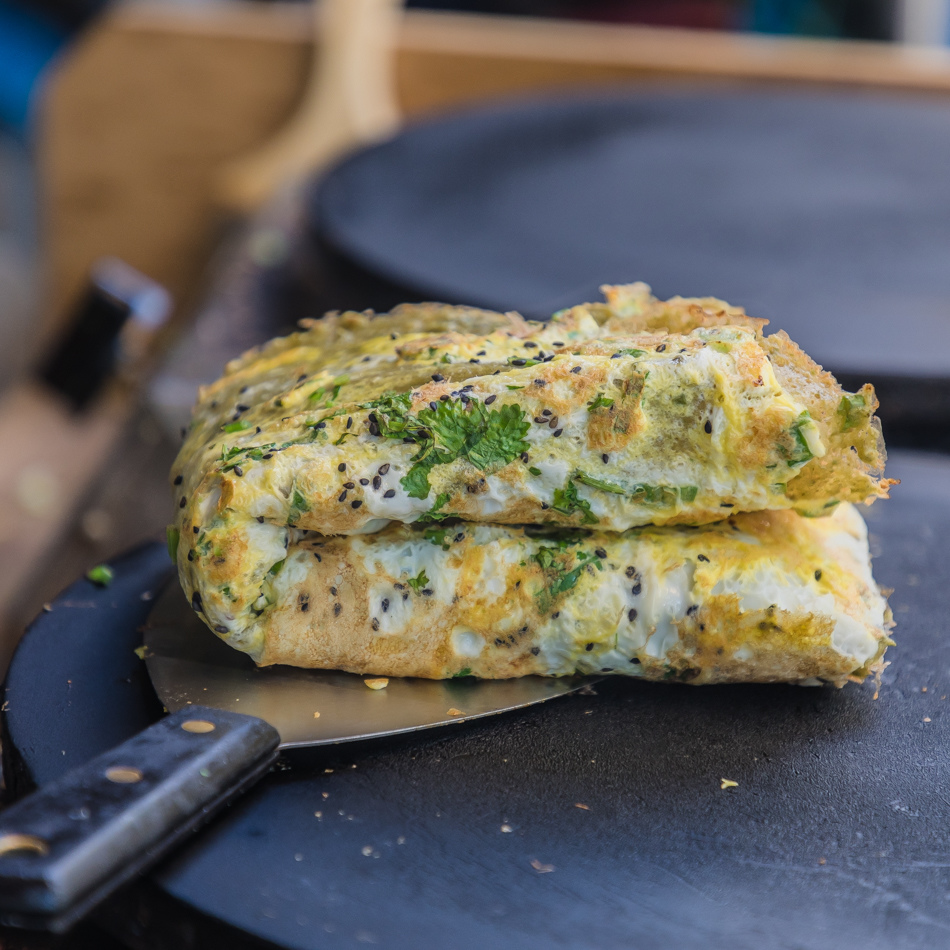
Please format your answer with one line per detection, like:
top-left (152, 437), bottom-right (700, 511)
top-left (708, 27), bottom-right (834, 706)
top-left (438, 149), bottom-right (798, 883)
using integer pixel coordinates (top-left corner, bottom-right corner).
top-left (170, 284), bottom-right (893, 684)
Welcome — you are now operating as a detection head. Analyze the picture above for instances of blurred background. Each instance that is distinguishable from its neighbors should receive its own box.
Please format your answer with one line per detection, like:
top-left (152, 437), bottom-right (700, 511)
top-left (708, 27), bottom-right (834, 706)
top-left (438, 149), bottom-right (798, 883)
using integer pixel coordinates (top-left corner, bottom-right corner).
top-left (0, 0), bottom-right (949, 673)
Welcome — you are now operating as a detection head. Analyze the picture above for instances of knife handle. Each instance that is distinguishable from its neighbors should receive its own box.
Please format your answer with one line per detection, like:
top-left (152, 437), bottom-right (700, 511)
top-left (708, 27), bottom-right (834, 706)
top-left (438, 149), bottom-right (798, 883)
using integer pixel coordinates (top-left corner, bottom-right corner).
top-left (0, 705), bottom-right (279, 932)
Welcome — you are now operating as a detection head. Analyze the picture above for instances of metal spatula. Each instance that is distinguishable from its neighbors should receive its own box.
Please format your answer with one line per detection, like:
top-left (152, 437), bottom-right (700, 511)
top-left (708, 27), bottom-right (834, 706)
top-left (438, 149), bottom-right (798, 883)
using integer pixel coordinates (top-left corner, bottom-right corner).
top-left (0, 582), bottom-right (591, 932)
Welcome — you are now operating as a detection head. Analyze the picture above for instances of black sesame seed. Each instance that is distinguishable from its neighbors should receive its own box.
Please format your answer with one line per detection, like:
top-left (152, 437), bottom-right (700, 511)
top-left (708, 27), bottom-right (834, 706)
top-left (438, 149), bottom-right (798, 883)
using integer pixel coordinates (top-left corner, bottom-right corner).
top-left (530, 646), bottom-right (540, 655)
top-left (429, 401), bottom-right (438, 411)
top-left (485, 394), bottom-right (497, 405)
top-left (314, 552), bottom-right (321, 561)
top-left (338, 490), bottom-right (348, 502)
top-left (403, 592), bottom-right (409, 601)
top-left (469, 359), bottom-right (480, 364)
top-left (373, 475), bottom-right (382, 490)
top-left (534, 416), bottom-right (546, 424)
top-left (173, 474), bottom-right (183, 485)
top-left (524, 341), bottom-right (538, 348)
top-left (541, 409), bottom-right (552, 416)
top-left (548, 416), bottom-right (559, 429)
top-left (585, 643), bottom-right (594, 651)
top-left (233, 466), bottom-right (243, 477)
top-left (432, 374), bottom-right (445, 382)
top-left (316, 421), bottom-right (327, 430)
top-left (815, 569), bottom-right (822, 581)
top-left (391, 332), bottom-right (399, 340)
top-left (330, 587), bottom-right (337, 596)
top-left (631, 583), bottom-right (642, 596)
top-left (521, 452), bottom-right (529, 463)
top-left (179, 497), bottom-right (186, 508)
top-left (214, 624), bottom-right (228, 634)
top-left (601, 668), bottom-right (613, 673)
top-left (656, 344), bottom-right (666, 352)
top-left (263, 453), bottom-right (273, 459)
top-left (552, 429), bottom-right (563, 437)
top-left (346, 417), bottom-right (353, 429)
top-left (704, 419), bottom-right (712, 434)
top-left (610, 353), bottom-right (621, 359)
top-left (720, 502), bottom-right (734, 508)
top-left (571, 366), bottom-right (581, 373)
top-left (552, 611), bottom-right (560, 619)
top-left (301, 601), bottom-right (309, 612)
top-left (628, 608), bottom-right (638, 622)
top-left (630, 657), bottom-right (641, 665)
top-left (454, 532), bottom-right (465, 542)
top-left (382, 599), bottom-right (389, 612)
top-left (236, 404), bottom-right (249, 412)
top-left (511, 358), bottom-right (527, 366)
top-left (697, 554), bottom-right (709, 562)
top-left (371, 618), bottom-right (379, 631)
top-left (351, 500), bottom-right (362, 509)
top-left (256, 516), bottom-right (264, 524)
top-left (541, 502), bottom-right (549, 509)
top-left (394, 583), bottom-right (405, 590)
top-left (369, 422), bottom-right (380, 436)
top-left (343, 481), bottom-right (355, 489)
top-left (601, 453), bottom-right (609, 464)
top-left (360, 478), bottom-right (369, 486)
top-left (378, 463), bottom-right (390, 475)
top-left (191, 592), bottom-right (203, 612)
top-left (595, 547), bottom-right (607, 559)
top-left (334, 604), bottom-right (342, 616)
top-left (422, 589), bottom-right (433, 596)
top-left (460, 393), bottom-right (470, 403)
top-left (338, 463), bottom-right (347, 472)
top-left (384, 489), bottom-right (396, 498)
top-left (187, 550), bottom-right (194, 561)
top-left (193, 526), bottom-right (200, 533)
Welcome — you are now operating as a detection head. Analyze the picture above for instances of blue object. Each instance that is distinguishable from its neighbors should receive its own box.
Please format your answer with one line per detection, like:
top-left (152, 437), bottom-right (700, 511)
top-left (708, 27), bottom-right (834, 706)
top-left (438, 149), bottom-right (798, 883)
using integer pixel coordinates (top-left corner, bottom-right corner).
top-left (0, 0), bottom-right (66, 135)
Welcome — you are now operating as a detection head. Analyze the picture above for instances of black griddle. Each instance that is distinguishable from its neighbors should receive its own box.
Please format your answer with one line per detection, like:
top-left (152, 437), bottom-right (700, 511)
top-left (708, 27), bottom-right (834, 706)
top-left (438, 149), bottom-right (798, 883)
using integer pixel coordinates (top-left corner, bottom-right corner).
top-left (2, 449), bottom-right (948, 949)
top-left (297, 89), bottom-right (950, 447)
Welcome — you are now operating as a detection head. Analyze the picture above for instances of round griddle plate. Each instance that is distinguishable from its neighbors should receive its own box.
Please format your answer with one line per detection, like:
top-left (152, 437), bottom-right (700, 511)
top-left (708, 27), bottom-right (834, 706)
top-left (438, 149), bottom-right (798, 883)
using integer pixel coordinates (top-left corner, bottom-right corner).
top-left (4, 450), bottom-right (949, 949)
top-left (310, 89), bottom-right (950, 382)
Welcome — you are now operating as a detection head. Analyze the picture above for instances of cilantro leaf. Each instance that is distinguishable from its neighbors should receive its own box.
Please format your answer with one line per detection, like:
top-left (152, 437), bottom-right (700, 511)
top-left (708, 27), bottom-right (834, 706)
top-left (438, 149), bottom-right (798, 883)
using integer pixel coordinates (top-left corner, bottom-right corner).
top-left (552, 480), bottom-right (598, 525)
top-left (418, 492), bottom-right (452, 522)
top-left (407, 569), bottom-right (430, 593)
top-left (574, 472), bottom-right (624, 494)
top-left (587, 393), bottom-right (615, 411)
top-left (837, 393), bottom-right (866, 431)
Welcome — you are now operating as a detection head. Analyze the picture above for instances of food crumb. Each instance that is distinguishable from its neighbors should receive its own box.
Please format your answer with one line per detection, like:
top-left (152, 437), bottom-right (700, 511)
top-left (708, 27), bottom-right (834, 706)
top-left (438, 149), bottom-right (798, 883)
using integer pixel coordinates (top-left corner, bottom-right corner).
top-left (294, 853), bottom-right (303, 862)
top-left (924, 717), bottom-right (932, 723)
top-left (42, 603), bottom-right (52, 613)
top-left (530, 858), bottom-right (555, 873)
top-left (324, 768), bottom-right (334, 774)
top-left (922, 687), bottom-right (928, 692)
top-left (447, 707), bottom-right (464, 716)
top-left (314, 811), bottom-right (322, 818)
top-left (322, 792), bottom-right (329, 799)
top-left (721, 778), bottom-right (738, 790)
top-left (361, 846), bottom-right (373, 857)
top-left (313, 711), bottom-right (321, 718)
top-left (500, 824), bottom-right (513, 833)
top-left (397, 836), bottom-right (406, 845)
top-left (364, 678), bottom-right (389, 690)
top-left (133, 645), bottom-right (148, 660)
top-left (574, 803), bottom-right (590, 810)
top-left (818, 857), bottom-right (826, 865)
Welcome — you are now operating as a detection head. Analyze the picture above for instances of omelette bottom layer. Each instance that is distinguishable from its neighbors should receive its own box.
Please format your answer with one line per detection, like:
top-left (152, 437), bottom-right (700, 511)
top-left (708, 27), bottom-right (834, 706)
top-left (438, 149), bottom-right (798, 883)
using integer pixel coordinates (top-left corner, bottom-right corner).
top-left (203, 503), bottom-right (891, 687)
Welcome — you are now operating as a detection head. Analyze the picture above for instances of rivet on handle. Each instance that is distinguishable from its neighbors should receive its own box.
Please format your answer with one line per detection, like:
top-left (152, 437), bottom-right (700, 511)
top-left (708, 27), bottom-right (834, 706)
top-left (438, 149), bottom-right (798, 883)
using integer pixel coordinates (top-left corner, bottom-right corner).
top-left (0, 834), bottom-right (49, 857)
top-left (104, 767), bottom-right (143, 784)
top-left (181, 720), bottom-right (216, 734)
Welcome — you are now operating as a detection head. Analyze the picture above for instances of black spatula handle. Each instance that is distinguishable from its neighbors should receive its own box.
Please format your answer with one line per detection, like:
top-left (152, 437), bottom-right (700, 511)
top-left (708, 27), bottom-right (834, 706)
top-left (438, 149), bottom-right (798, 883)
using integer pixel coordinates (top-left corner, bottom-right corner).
top-left (0, 705), bottom-right (279, 932)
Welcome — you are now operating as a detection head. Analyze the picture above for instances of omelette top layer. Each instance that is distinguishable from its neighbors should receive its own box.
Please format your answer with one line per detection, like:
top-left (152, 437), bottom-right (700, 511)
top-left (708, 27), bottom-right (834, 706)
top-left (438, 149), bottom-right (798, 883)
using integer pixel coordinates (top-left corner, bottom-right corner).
top-left (172, 284), bottom-right (890, 543)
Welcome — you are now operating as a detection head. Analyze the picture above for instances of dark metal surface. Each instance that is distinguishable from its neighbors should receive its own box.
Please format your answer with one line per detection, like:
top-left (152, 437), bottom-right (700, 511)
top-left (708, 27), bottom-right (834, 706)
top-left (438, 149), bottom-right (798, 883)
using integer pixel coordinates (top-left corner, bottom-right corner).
top-left (2, 450), bottom-right (948, 949)
top-left (145, 585), bottom-right (593, 748)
